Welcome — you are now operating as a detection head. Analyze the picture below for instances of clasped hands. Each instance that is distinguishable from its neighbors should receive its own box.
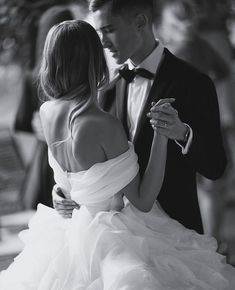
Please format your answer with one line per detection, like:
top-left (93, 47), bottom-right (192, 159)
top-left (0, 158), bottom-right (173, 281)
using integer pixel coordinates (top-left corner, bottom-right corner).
top-left (53, 98), bottom-right (188, 218)
top-left (147, 98), bottom-right (188, 141)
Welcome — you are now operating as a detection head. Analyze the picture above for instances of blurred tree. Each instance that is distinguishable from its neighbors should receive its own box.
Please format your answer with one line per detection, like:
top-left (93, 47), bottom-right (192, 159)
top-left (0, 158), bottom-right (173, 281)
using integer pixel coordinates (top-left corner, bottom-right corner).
top-left (0, 0), bottom-right (73, 67)
top-left (195, 0), bottom-right (231, 30)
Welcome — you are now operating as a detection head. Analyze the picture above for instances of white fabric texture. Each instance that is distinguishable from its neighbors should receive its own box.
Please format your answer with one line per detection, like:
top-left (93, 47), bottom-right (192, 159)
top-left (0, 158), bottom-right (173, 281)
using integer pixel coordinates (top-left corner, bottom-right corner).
top-left (0, 143), bottom-right (235, 289)
top-left (127, 42), bottom-right (164, 141)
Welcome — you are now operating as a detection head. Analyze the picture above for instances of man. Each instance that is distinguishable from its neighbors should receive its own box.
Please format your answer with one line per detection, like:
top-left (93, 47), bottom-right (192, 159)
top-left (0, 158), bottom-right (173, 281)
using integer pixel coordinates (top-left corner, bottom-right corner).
top-left (54, 0), bottom-right (226, 234)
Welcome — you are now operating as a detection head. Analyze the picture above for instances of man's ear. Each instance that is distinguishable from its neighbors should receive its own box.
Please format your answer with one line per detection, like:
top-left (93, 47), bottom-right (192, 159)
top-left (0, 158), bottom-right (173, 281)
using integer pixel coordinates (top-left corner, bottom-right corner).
top-left (135, 13), bottom-right (148, 30)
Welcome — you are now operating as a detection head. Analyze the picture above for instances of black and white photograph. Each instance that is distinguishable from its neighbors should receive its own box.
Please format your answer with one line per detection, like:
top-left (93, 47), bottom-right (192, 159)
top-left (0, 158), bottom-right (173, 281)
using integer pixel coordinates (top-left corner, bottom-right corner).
top-left (0, 0), bottom-right (235, 289)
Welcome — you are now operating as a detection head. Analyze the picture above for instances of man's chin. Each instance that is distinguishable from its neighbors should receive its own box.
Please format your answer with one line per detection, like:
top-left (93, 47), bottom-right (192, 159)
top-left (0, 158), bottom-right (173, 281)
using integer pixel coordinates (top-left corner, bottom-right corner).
top-left (105, 50), bottom-right (127, 65)
top-left (110, 55), bottom-right (122, 65)
top-left (114, 58), bottom-right (123, 65)
top-left (111, 52), bottom-right (121, 63)
top-left (113, 55), bottom-right (127, 65)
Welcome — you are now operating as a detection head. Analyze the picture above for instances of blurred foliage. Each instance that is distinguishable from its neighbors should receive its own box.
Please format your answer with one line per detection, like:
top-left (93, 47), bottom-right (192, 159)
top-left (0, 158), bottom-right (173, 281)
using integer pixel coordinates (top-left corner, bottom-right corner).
top-left (0, 0), bottom-right (71, 67)
top-left (196, 0), bottom-right (232, 30)
top-left (0, 0), bottom-right (233, 67)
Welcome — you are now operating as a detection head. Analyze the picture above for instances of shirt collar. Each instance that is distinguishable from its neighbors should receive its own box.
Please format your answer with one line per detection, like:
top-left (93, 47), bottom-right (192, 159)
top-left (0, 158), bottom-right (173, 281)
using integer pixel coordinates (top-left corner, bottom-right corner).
top-left (127, 40), bottom-right (164, 74)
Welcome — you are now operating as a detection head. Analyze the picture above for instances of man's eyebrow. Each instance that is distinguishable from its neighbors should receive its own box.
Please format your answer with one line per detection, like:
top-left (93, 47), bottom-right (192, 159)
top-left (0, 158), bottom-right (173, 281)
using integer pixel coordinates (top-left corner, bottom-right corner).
top-left (97, 24), bottom-right (113, 31)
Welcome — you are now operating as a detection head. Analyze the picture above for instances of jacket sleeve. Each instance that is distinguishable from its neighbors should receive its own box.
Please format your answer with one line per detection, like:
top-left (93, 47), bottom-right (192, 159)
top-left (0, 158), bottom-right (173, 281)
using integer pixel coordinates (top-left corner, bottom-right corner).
top-left (185, 74), bottom-right (227, 180)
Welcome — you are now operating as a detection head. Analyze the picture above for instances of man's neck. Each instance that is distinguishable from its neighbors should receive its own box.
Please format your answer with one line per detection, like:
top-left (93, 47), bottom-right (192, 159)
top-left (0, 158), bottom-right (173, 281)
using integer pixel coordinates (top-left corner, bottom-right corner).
top-left (130, 36), bottom-right (158, 66)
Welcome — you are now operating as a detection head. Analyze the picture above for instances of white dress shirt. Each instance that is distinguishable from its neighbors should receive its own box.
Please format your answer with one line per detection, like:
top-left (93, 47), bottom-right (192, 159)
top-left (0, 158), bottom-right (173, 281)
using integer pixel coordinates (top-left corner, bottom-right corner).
top-left (127, 42), bottom-right (164, 141)
top-left (126, 41), bottom-right (192, 154)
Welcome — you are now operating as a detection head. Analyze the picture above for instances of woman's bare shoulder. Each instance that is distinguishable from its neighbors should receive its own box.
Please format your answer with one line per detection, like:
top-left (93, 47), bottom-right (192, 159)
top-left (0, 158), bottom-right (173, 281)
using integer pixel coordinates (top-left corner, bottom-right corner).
top-left (39, 101), bottom-right (56, 124)
top-left (39, 100), bottom-right (56, 116)
top-left (39, 101), bottom-right (51, 135)
top-left (72, 109), bottom-right (129, 163)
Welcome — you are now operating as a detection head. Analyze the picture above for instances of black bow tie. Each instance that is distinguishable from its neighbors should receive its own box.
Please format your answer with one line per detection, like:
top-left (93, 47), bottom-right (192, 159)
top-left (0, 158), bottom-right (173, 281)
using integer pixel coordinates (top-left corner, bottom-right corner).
top-left (119, 67), bottom-right (154, 83)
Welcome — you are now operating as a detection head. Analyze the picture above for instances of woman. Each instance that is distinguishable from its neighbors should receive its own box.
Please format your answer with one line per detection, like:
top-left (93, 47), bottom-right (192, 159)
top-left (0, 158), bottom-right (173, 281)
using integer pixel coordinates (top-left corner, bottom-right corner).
top-left (0, 20), bottom-right (234, 289)
top-left (14, 6), bottom-right (75, 208)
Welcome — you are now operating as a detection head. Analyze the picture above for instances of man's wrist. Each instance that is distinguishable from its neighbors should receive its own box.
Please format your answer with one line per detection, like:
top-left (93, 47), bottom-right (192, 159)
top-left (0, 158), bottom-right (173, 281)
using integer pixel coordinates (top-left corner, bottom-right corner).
top-left (175, 123), bottom-right (193, 155)
top-left (178, 123), bottom-right (190, 143)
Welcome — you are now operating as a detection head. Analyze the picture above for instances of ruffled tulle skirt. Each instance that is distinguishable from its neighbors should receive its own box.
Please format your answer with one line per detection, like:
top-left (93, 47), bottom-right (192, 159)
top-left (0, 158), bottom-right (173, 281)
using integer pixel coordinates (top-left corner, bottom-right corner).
top-left (0, 202), bottom-right (235, 290)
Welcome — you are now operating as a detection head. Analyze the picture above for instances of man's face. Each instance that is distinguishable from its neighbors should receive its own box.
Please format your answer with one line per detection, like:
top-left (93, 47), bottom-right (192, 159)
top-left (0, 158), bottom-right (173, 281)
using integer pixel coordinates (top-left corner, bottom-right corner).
top-left (92, 4), bottom-right (142, 64)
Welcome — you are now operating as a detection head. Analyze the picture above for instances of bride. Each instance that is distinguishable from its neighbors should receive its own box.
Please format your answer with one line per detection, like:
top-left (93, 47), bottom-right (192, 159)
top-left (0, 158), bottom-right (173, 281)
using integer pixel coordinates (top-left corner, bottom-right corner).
top-left (0, 20), bottom-right (235, 290)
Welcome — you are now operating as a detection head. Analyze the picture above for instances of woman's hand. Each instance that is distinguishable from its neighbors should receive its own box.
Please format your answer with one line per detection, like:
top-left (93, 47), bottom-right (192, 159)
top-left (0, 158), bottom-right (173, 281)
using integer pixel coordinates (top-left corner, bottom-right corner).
top-left (147, 98), bottom-right (188, 141)
top-left (147, 98), bottom-right (175, 134)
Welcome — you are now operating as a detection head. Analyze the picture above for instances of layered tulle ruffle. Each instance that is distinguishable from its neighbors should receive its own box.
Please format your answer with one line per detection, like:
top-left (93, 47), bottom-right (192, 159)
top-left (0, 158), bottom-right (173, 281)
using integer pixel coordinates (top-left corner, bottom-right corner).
top-left (1, 202), bottom-right (234, 290)
top-left (1, 142), bottom-right (235, 289)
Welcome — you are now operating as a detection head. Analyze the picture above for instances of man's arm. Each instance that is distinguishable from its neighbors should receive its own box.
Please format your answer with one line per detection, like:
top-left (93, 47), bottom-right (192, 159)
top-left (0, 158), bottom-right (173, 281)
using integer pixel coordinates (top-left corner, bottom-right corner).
top-left (148, 99), bottom-right (192, 154)
top-left (148, 75), bottom-right (227, 180)
top-left (184, 75), bottom-right (227, 179)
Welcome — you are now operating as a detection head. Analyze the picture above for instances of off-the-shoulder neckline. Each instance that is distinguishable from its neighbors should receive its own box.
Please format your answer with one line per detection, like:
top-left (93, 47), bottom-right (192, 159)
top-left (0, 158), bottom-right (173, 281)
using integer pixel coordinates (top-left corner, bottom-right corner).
top-left (48, 142), bottom-right (133, 176)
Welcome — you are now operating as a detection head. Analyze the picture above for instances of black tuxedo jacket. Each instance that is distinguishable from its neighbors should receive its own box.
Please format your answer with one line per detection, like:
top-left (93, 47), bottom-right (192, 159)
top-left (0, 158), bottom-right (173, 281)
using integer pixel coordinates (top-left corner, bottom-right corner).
top-left (99, 48), bottom-right (227, 234)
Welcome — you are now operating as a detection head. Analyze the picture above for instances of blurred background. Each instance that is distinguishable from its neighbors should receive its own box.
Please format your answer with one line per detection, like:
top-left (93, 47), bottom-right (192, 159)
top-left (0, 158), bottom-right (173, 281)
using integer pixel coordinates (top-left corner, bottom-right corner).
top-left (0, 0), bottom-right (235, 271)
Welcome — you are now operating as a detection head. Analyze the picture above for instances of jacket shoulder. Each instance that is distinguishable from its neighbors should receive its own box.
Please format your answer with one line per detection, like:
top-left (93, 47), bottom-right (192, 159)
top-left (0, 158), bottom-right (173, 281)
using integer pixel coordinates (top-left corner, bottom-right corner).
top-left (164, 48), bottom-right (213, 84)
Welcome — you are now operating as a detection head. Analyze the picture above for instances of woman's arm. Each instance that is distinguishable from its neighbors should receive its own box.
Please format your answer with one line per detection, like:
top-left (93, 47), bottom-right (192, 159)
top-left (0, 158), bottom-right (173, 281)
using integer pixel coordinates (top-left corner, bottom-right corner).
top-left (99, 100), bottom-right (169, 213)
top-left (122, 130), bottom-right (168, 212)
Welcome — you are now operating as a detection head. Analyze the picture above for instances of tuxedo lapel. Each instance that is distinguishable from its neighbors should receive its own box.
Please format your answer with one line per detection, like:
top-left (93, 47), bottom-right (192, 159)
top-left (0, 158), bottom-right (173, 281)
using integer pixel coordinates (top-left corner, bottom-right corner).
top-left (133, 49), bottom-right (175, 143)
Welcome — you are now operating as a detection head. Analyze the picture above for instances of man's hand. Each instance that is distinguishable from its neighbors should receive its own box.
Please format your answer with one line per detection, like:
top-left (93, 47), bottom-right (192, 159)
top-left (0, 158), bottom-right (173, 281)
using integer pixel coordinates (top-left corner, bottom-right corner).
top-left (110, 193), bottom-right (125, 211)
top-left (147, 98), bottom-right (188, 141)
top-left (53, 186), bottom-right (80, 219)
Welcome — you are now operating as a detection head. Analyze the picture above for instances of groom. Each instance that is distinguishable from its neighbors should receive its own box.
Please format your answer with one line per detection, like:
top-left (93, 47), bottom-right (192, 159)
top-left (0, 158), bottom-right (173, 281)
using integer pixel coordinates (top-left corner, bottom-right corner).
top-left (54, 0), bottom-right (226, 234)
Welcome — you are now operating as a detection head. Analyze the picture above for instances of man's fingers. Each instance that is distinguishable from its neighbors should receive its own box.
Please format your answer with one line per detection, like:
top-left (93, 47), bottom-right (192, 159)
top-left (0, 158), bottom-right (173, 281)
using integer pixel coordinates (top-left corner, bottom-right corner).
top-left (53, 201), bottom-right (76, 208)
top-left (54, 204), bottom-right (76, 210)
top-left (54, 186), bottom-right (66, 198)
top-left (54, 200), bottom-right (77, 206)
top-left (61, 213), bottom-right (73, 219)
top-left (151, 103), bottom-right (177, 113)
top-left (53, 198), bottom-right (77, 204)
top-left (150, 120), bottom-right (171, 128)
top-left (150, 113), bottom-right (172, 123)
top-left (56, 209), bottom-right (73, 214)
top-left (55, 207), bottom-right (76, 212)
top-left (147, 110), bottom-right (175, 119)
top-left (156, 98), bottom-right (175, 105)
top-left (148, 107), bottom-right (178, 119)
top-left (152, 98), bottom-right (175, 107)
top-left (55, 209), bottom-right (73, 217)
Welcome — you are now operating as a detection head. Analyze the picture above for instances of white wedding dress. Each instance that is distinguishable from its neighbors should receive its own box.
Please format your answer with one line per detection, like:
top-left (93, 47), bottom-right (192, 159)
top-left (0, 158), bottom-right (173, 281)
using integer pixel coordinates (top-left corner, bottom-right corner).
top-left (0, 143), bottom-right (235, 289)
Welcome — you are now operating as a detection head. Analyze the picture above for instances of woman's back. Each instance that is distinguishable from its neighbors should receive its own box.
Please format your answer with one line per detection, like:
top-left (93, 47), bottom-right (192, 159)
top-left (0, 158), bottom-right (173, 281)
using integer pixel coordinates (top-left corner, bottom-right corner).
top-left (40, 100), bottom-right (129, 173)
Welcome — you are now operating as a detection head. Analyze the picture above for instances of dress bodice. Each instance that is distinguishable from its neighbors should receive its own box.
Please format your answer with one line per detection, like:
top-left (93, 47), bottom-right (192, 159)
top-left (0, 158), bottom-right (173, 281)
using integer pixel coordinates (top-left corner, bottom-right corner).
top-left (48, 142), bottom-right (139, 213)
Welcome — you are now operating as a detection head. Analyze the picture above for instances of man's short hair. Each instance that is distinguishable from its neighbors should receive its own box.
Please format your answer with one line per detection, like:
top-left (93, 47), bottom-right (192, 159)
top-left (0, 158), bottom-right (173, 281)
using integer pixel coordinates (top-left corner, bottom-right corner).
top-left (89, 0), bottom-right (154, 14)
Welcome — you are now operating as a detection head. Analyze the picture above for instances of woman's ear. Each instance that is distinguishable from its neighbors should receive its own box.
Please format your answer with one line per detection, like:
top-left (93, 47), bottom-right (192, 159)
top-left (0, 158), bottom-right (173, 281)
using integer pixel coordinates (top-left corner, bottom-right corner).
top-left (135, 13), bottom-right (148, 30)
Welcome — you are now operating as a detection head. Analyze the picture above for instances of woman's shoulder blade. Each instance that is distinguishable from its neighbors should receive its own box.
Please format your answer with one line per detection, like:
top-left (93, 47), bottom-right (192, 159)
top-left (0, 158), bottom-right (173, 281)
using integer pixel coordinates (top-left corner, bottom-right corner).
top-left (72, 110), bottom-right (128, 164)
top-left (96, 111), bottom-right (129, 159)
top-left (72, 110), bottom-right (122, 138)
